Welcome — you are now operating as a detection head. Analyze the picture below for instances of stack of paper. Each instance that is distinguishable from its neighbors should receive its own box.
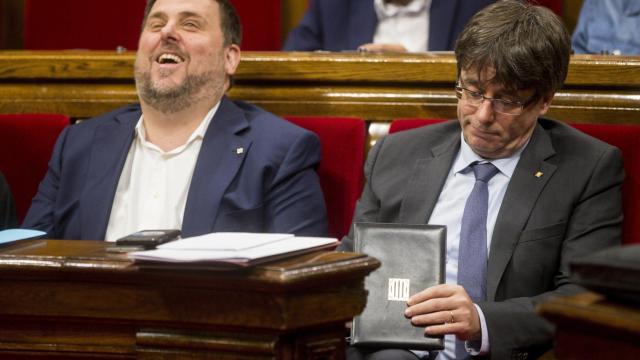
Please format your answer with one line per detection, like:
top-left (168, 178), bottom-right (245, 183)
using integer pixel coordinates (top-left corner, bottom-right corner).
top-left (0, 229), bottom-right (46, 246)
top-left (128, 232), bottom-right (338, 267)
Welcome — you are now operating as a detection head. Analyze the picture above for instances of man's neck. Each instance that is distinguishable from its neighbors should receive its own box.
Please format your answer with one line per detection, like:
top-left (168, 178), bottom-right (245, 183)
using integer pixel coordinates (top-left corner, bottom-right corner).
top-left (139, 96), bottom-right (220, 152)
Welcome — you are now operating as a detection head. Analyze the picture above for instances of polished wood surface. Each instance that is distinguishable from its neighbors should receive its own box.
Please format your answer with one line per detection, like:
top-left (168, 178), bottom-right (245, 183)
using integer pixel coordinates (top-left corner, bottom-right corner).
top-left (0, 51), bottom-right (638, 125)
top-left (0, 239), bottom-right (380, 359)
top-left (538, 292), bottom-right (640, 360)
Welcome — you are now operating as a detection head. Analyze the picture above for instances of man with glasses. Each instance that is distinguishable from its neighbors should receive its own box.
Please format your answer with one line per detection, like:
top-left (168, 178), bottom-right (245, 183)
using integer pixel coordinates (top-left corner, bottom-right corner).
top-left (339, 1), bottom-right (623, 359)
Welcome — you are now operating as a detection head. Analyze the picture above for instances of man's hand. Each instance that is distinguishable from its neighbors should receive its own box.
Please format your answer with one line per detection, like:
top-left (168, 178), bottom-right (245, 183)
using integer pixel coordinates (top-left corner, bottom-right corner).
top-left (405, 284), bottom-right (481, 341)
top-left (357, 43), bottom-right (408, 53)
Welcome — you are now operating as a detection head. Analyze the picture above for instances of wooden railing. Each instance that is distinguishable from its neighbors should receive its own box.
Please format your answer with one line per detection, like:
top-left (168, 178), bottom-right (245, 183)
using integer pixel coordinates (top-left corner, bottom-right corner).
top-left (0, 51), bottom-right (638, 125)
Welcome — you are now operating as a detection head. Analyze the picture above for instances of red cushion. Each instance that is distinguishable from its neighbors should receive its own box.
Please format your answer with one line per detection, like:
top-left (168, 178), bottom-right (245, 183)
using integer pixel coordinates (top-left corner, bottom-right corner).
top-left (0, 114), bottom-right (69, 222)
top-left (389, 118), bottom-right (447, 134)
top-left (390, 119), bottom-right (640, 244)
top-left (231, 0), bottom-right (282, 50)
top-left (531, 0), bottom-right (562, 16)
top-left (23, 0), bottom-right (282, 51)
top-left (23, 0), bottom-right (145, 50)
top-left (284, 116), bottom-right (366, 239)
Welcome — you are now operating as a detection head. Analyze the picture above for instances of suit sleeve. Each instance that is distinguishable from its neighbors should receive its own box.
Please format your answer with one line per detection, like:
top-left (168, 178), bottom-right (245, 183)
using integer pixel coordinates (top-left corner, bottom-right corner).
top-left (264, 130), bottom-right (328, 237)
top-left (282, 0), bottom-right (324, 51)
top-left (337, 137), bottom-right (386, 251)
top-left (479, 145), bottom-right (624, 359)
top-left (21, 126), bottom-right (70, 236)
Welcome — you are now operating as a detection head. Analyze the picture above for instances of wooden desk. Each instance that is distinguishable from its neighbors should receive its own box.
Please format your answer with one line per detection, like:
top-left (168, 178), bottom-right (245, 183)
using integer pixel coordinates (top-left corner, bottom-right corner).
top-left (538, 292), bottom-right (640, 360)
top-left (0, 240), bottom-right (379, 359)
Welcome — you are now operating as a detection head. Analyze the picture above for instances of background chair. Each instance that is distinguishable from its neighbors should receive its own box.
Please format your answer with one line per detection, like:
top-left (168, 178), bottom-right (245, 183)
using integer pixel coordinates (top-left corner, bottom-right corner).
top-left (284, 116), bottom-right (366, 239)
top-left (22, 0), bottom-right (282, 51)
top-left (571, 123), bottom-right (640, 245)
top-left (389, 118), bottom-right (447, 134)
top-left (390, 118), bottom-right (640, 244)
top-left (0, 114), bottom-right (70, 223)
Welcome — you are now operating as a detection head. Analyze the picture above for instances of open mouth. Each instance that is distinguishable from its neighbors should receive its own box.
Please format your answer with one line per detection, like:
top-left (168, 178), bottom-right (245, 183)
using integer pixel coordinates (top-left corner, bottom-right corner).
top-left (156, 53), bottom-right (185, 65)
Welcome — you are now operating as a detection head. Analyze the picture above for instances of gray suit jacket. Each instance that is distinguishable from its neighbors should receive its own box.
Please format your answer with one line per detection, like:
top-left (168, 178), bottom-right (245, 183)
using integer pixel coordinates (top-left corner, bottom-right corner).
top-left (339, 119), bottom-right (623, 359)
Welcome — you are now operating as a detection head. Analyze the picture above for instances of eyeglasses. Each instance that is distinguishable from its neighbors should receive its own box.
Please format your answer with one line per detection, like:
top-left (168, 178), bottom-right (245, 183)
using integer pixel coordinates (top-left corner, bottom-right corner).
top-left (455, 84), bottom-right (532, 116)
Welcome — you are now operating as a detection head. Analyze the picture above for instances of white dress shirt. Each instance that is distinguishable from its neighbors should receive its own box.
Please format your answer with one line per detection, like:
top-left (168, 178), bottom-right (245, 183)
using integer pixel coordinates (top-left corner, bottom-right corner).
top-left (104, 102), bottom-right (220, 241)
top-left (373, 0), bottom-right (431, 52)
top-left (428, 134), bottom-right (527, 359)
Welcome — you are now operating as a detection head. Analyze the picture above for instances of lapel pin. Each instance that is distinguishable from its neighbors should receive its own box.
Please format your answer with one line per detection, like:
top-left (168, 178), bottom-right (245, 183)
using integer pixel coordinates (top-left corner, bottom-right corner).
top-left (235, 147), bottom-right (244, 155)
top-left (534, 171), bottom-right (543, 178)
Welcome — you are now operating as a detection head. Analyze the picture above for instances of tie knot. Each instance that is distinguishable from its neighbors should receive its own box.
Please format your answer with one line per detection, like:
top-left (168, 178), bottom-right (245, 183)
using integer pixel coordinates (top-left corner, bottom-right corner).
top-left (471, 162), bottom-right (499, 183)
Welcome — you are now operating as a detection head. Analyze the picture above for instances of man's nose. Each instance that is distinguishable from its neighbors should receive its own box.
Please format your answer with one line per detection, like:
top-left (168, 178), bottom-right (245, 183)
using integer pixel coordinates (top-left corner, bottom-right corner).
top-left (160, 22), bottom-right (179, 42)
top-left (474, 98), bottom-right (495, 124)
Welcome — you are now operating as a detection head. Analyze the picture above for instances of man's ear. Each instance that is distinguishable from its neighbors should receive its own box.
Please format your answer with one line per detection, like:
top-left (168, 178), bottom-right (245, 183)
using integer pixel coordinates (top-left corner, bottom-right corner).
top-left (224, 44), bottom-right (241, 76)
top-left (538, 93), bottom-right (555, 116)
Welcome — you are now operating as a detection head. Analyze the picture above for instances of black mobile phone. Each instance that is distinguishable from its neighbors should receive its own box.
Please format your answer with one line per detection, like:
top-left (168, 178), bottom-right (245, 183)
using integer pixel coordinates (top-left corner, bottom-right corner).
top-left (115, 229), bottom-right (181, 250)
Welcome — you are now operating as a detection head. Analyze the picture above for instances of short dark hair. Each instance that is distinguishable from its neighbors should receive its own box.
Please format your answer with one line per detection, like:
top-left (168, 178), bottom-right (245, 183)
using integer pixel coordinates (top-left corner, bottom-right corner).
top-left (454, 0), bottom-right (570, 103)
top-left (143, 0), bottom-right (242, 46)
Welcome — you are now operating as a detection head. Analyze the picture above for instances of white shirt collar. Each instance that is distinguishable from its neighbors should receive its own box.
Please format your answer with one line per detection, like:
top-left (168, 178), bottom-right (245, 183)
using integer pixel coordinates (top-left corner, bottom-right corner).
top-left (134, 101), bottom-right (221, 155)
top-left (453, 131), bottom-right (531, 179)
top-left (374, 0), bottom-right (427, 19)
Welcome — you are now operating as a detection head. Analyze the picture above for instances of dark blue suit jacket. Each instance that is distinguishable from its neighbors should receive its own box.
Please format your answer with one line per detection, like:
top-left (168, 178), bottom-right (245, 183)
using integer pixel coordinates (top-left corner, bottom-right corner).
top-left (283, 0), bottom-right (494, 51)
top-left (23, 97), bottom-right (328, 240)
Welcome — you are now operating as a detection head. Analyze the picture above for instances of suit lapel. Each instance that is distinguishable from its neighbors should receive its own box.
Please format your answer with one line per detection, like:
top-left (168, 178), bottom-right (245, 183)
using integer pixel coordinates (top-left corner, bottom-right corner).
top-left (428, 0), bottom-right (457, 51)
top-left (399, 133), bottom-right (460, 224)
top-left (347, 0), bottom-right (378, 49)
top-left (486, 124), bottom-right (557, 300)
top-left (80, 109), bottom-right (139, 240)
top-left (181, 97), bottom-right (251, 237)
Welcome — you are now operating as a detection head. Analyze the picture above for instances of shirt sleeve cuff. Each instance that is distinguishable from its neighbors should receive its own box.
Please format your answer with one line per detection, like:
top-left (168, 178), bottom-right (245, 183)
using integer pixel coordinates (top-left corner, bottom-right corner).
top-left (466, 304), bottom-right (490, 356)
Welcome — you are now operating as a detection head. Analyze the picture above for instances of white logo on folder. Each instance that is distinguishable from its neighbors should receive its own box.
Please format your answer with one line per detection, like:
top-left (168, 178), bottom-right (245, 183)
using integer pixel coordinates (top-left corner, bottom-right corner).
top-left (388, 278), bottom-right (410, 301)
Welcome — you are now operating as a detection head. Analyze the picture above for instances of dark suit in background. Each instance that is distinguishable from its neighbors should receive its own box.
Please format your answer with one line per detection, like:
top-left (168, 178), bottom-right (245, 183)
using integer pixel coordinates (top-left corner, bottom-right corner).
top-left (338, 119), bottom-right (623, 358)
top-left (23, 97), bottom-right (327, 240)
top-left (0, 172), bottom-right (17, 230)
top-left (283, 0), bottom-right (494, 52)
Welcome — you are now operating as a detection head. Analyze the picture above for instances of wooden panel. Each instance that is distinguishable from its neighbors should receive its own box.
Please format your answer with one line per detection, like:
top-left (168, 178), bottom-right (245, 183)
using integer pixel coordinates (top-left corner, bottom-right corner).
top-left (0, 51), bottom-right (638, 125)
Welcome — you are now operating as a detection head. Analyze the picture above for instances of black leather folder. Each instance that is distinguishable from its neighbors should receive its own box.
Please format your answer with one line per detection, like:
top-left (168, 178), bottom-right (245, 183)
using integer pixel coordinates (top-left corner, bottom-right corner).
top-left (351, 222), bottom-right (446, 350)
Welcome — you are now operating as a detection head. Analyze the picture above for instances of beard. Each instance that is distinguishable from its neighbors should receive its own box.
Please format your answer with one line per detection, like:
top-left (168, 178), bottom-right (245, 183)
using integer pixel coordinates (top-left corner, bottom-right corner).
top-left (134, 67), bottom-right (224, 114)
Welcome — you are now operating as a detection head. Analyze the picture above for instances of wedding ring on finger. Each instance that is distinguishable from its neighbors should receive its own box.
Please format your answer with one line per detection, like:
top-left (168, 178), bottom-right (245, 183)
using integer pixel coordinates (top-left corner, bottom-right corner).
top-left (448, 311), bottom-right (455, 324)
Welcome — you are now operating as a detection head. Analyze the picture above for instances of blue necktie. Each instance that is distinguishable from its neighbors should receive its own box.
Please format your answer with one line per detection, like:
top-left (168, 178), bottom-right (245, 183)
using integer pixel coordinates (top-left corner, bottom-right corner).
top-left (455, 162), bottom-right (499, 359)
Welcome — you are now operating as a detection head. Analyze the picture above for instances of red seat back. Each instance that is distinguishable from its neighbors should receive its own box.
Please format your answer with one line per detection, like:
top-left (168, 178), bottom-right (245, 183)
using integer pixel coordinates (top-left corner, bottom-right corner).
top-left (389, 118), bottom-right (447, 134)
top-left (23, 0), bottom-right (282, 51)
top-left (390, 119), bottom-right (640, 244)
top-left (532, 0), bottom-right (562, 16)
top-left (571, 123), bottom-right (640, 244)
top-left (0, 114), bottom-right (70, 222)
top-left (231, 0), bottom-right (282, 50)
top-left (24, 0), bottom-right (145, 50)
top-left (285, 116), bottom-right (366, 239)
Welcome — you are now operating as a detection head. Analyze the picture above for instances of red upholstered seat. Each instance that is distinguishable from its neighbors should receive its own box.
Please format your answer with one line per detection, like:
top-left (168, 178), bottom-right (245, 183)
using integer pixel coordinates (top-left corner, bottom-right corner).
top-left (389, 118), bottom-right (447, 134)
top-left (284, 116), bottom-right (366, 239)
top-left (390, 119), bottom-right (640, 244)
top-left (23, 0), bottom-right (146, 50)
top-left (23, 0), bottom-right (282, 51)
top-left (571, 123), bottom-right (640, 244)
top-left (532, 0), bottom-right (562, 16)
top-left (231, 0), bottom-right (282, 51)
top-left (0, 114), bottom-right (70, 222)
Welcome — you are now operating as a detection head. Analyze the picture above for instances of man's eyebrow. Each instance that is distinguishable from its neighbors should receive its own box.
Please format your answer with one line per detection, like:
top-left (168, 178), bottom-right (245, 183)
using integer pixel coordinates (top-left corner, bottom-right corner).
top-left (460, 77), bottom-right (480, 86)
top-left (178, 11), bottom-right (207, 21)
top-left (147, 12), bottom-right (167, 22)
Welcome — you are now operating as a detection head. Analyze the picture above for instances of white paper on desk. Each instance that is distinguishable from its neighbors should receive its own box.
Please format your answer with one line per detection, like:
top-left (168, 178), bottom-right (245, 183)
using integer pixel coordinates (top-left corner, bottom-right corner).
top-left (158, 232), bottom-right (294, 251)
top-left (128, 236), bottom-right (338, 264)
